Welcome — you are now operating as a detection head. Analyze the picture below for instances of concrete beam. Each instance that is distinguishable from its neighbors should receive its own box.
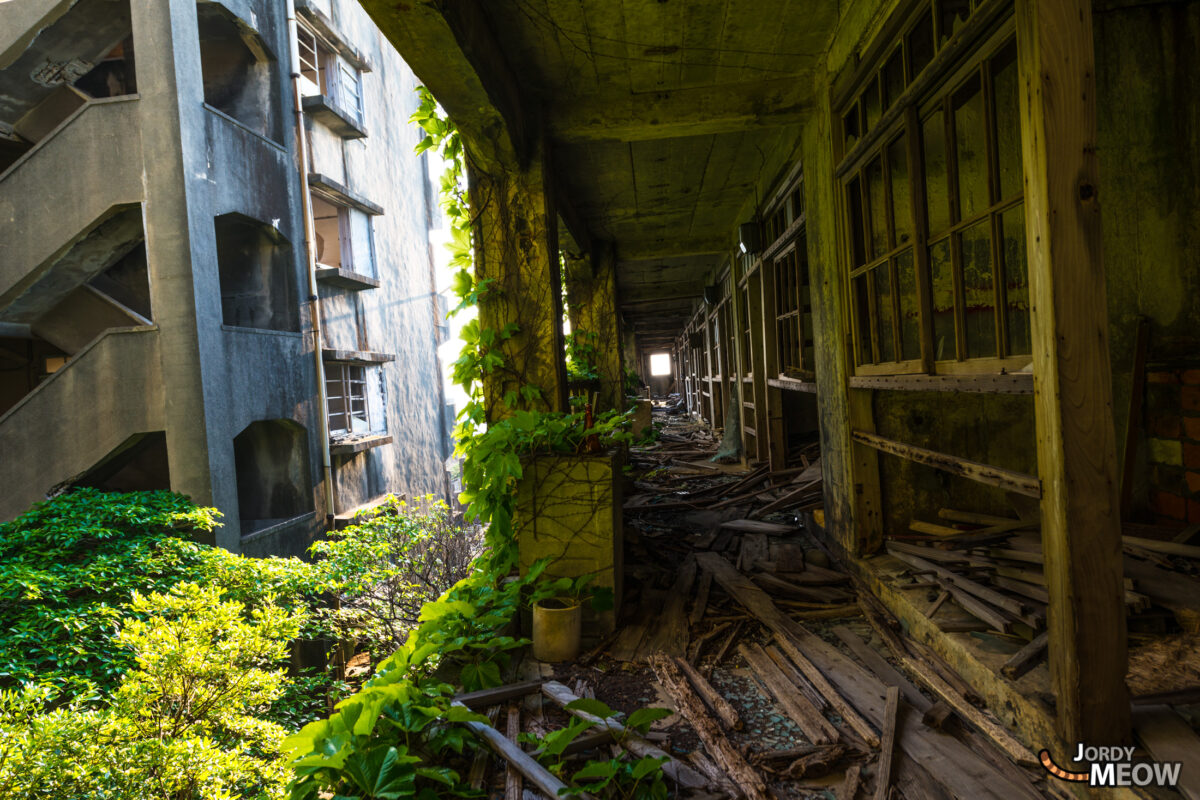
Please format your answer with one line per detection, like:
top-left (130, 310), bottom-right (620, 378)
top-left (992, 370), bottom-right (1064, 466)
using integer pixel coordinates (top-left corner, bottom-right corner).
top-left (359, 0), bottom-right (530, 169)
top-left (548, 76), bottom-right (813, 143)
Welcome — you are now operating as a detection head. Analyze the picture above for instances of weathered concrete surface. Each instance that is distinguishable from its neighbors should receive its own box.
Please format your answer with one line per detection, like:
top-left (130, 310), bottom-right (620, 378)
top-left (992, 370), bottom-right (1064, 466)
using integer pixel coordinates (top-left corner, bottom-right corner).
top-left (0, 98), bottom-right (143, 315)
top-left (0, 326), bottom-right (163, 521)
top-left (564, 242), bottom-right (625, 412)
top-left (471, 138), bottom-right (569, 419)
top-left (514, 452), bottom-right (623, 635)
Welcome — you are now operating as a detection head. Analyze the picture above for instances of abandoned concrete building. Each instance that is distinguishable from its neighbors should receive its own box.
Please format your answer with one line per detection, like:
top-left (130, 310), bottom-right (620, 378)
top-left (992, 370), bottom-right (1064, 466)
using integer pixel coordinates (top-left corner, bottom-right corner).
top-left (0, 0), bottom-right (453, 554)
top-left (347, 0), bottom-right (1200, 789)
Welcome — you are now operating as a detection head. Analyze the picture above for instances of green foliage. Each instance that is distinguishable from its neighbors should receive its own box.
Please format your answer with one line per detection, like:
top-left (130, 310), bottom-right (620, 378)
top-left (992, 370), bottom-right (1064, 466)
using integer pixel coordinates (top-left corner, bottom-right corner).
top-left (310, 496), bottom-right (480, 658)
top-left (284, 565), bottom-right (545, 799)
top-left (518, 698), bottom-right (672, 800)
top-left (565, 330), bottom-right (601, 382)
top-left (0, 488), bottom-right (322, 698)
top-left (0, 583), bottom-right (304, 799)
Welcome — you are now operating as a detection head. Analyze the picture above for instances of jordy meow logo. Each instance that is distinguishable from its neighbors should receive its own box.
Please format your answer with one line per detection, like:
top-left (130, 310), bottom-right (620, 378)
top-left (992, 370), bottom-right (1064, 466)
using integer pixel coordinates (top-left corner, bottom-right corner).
top-left (1040, 745), bottom-right (1183, 788)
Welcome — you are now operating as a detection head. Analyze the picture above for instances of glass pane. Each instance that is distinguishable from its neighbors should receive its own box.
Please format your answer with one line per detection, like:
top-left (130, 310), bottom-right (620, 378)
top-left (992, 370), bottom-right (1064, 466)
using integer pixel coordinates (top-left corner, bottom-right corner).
top-left (853, 275), bottom-right (874, 365)
top-left (866, 157), bottom-right (888, 258)
top-left (1001, 203), bottom-right (1032, 355)
top-left (888, 134), bottom-right (912, 246)
top-left (846, 176), bottom-right (867, 267)
top-left (939, 0), bottom-right (971, 46)
top-left (863, 80), bottom-right (882, 133)
top-left (930, 237), bottom-right (956, 360)
top-left (908, 9), bottom-right (935, 79)
top-left (992, 40), bottom-right (1022, 201)
top-left (923, 109), bottom-right (951, 235)
top-left (882, 47), bottom-right (906, 109)
top-left (875, 264), bottom-right (896, 362)
top-left (349, 210), bottom-right (375, 277)
top-left (896, 249), bottom-right (922, 361)
top-left (961, 219), bottom-right (996, 358)
top-left (953, 74), bottom-right (988, 220)
top-left (844, 104), bottom-right (861, 150)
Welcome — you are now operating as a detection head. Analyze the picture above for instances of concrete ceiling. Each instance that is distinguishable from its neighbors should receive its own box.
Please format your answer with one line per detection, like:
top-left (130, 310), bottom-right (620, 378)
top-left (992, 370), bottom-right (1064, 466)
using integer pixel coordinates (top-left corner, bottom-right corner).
top-left (476, 0), bottom-right (835, 340)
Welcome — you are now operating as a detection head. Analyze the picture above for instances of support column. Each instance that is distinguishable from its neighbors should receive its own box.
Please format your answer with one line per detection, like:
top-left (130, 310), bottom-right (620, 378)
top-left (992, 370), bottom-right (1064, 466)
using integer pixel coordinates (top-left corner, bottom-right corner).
top-left (1017, 0), bottom-right (1130, 747)
top-left (470, 136), bottom-right (568, 420)
top-left (803, 95), bottom-right (883, 557)
top-left (564, 241), bottom-right (625, 412)
top-left (758, 257), bottom-right (788, 470)
top-left (747, 266), bottom-right (770, 463)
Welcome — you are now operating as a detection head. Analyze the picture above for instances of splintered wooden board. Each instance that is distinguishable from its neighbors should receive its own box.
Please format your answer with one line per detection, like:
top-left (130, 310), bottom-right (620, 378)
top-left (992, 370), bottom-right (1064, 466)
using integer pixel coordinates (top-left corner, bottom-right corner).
top-left (720, 519), bottom-right (798, 534)
top-left (1133, 705), bottom-right (1200, 800)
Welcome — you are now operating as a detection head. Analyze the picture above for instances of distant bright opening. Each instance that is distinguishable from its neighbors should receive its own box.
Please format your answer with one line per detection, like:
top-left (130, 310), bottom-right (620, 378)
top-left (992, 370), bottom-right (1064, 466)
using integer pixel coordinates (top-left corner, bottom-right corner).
top-left (649, 353), bottom-right (672, 376)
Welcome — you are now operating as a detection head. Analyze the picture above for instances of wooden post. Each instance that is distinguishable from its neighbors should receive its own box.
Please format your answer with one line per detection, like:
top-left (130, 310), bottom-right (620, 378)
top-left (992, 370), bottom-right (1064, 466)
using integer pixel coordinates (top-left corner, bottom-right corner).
top-left (470, 133), bottom-right (569, 420)
top-left (747, 267), bottom-right (771, 462)
top-left (803, 97), bottom-right (882, 557)
top-left (1016, 0), bottom-right (1130, 746)
top-left (759, 256), bottom-right (788, 470)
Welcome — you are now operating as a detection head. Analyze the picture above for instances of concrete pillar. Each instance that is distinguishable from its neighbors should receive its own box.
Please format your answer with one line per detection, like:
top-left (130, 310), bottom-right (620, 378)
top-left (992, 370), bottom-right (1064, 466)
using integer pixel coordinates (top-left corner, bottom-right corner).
top-left (469, 135), bottom-right (568, 420)
top-left (564, 241), bottom-right (625, 412)
top-left (131, 0), bottom-right (223, 530)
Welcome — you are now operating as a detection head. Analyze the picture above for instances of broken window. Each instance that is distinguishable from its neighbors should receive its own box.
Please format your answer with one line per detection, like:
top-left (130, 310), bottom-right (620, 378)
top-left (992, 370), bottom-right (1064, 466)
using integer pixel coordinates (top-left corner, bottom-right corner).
top-left (214, 214), bottom-right (299, 332)
top-left (297, 21), bottom-right (364, 127)
top-left (325, 362), bottom-right (386, 437)
top-left (326, 363), bottom-right (369, 434)
top-left (196, 3), bottom-right (283, 142)
top-left (837, 13), bottom-right (1027, 376)
top-left (312, 195), bottom-right (376, 278)
top-left (233, 420), bottom-right (313, 536)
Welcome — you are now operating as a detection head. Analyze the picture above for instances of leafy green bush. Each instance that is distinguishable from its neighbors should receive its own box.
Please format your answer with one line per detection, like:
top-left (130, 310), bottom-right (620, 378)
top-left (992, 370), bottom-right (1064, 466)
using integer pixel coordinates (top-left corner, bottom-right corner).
top-left (0, 488), bottom-right (321, 698)
top-left (0, 583), bottom-right (303, 799)
top-left (311, 496), bottom-right (479, 658)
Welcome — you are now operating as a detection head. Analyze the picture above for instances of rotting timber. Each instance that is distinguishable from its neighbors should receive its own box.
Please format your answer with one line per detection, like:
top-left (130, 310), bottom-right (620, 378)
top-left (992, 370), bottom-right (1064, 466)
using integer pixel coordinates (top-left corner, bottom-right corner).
top-left (360, 0), bottom-right (1200, 793)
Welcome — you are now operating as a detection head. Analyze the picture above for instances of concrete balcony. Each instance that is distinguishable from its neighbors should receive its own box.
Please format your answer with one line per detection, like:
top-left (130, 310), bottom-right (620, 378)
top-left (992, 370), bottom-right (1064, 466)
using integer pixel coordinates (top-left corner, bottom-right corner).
top-left (0, 97), bottom-right (144, 323)
top-left (0, 325), bottom-right (163, 521)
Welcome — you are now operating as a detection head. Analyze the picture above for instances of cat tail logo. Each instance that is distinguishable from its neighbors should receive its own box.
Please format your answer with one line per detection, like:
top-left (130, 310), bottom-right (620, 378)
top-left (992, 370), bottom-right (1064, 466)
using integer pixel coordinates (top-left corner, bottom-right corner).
top-left (1040, 748), bottom-right (1183, 789)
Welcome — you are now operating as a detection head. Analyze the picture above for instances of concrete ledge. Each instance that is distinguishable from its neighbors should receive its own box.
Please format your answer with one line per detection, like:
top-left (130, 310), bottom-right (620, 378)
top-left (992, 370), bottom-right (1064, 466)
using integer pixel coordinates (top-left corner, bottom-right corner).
top-left (316, 265), bottom-right (380, 290)
top-left (308, 172), bottom-right (383, 214)
top-left (321, 348), bottom-right (394, 364)
top-left (329, 433), bottom-right (392, 455)
top-left (302, 96), bottom-right (368, 140)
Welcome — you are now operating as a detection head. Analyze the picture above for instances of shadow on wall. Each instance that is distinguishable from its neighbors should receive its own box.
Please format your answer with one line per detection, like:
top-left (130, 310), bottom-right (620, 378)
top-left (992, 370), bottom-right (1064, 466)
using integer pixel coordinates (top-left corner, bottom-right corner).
top-left (233, 419), bottom-right (312, 535)
top-left (196, 2), bottom-right (283, 142)
top-left (215, 213), bottom-right (299, 332)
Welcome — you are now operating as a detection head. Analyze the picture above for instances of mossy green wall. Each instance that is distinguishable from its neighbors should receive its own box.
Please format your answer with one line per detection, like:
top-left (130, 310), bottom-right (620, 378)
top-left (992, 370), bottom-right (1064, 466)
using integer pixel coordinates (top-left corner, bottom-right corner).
top-left (1095, 0), bottom-right (1200, 515)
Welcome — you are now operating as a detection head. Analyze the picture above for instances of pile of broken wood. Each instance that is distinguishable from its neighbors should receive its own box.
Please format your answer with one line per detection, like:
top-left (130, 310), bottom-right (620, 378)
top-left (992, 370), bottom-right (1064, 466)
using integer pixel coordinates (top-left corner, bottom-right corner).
top-left (885, 505), bottom-right (1200, 682)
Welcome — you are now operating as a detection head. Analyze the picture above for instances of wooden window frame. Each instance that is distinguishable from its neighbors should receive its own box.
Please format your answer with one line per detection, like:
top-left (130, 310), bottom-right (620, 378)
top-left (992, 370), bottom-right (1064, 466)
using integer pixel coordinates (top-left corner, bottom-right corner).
top-left (326, 362), bottom-right (369, 435)
top-left (837, 9), bottom-right (1028, 379)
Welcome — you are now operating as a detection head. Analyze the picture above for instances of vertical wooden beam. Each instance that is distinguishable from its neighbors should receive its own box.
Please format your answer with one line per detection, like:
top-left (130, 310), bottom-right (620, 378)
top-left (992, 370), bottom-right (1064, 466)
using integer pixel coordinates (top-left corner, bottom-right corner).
top-left (759, 256), bottom-right (788, 470)
top-left (470, 134), bottom-right (568, 420)
top-left (747, 268), bottom-right (771, 462)
top-left (805, 95), bottom-right (883, 557)
top-left (1016, 0), bottom-right (1130, 746)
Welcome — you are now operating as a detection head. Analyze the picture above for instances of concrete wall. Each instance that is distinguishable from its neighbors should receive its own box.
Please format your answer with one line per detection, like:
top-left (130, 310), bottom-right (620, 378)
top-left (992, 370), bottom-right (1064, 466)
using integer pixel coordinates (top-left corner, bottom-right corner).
top-left (1095, 0), bottom-right (1200, 523)
top-left (308, 0), bottom-right (450, 514)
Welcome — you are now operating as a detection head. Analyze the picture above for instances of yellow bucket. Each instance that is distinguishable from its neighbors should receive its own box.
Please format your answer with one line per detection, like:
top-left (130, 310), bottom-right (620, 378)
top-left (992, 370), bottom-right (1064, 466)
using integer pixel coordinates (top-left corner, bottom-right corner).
top-left (531, 597), bottom-right (582, 662)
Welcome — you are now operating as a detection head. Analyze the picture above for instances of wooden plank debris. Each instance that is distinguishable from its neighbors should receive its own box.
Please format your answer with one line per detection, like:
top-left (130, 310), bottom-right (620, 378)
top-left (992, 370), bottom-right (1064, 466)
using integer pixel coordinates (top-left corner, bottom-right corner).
top-left (1132, 705), bottom-right (1200, 800)
top-left (850, 430), bottom-right (1041, 498)
top-left (872, 687), bottom-right (900, 800)
top-left (739, 643), bottom-right (839, 744)
top-left (648, 654), bottom-right (771, 800)
top-left (456, 680), bottom-right (544, 709)
top-left (454, 701), bottom-right (584, 800)
top-left (1001, 632), bottom-right (1049, 680)
top-left (505, 706), bottom-right (523, 800)
top-left (674, 655), bottom-right (742, 731)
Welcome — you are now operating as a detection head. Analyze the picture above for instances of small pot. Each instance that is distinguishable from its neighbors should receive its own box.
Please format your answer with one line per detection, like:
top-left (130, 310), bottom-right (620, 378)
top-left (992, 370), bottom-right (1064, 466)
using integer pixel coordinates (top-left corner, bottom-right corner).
top-left (532, 597), bottom-right (582, 662)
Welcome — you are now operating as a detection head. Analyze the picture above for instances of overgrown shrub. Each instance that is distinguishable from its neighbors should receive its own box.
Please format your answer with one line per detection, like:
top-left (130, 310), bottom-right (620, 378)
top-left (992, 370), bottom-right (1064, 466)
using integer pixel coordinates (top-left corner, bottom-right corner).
top-left (311, 496), bottom-right (480, 658)
top-left (0, 583), bottom-right (302, 799)
top-left (0, 488), bottom-right (321, 698)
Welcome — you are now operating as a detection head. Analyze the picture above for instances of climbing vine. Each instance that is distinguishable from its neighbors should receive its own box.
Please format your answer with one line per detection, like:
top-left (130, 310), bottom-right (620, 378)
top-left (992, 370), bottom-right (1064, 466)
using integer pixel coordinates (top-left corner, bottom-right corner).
top-left (411, 87), bottom-right (632, 574)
